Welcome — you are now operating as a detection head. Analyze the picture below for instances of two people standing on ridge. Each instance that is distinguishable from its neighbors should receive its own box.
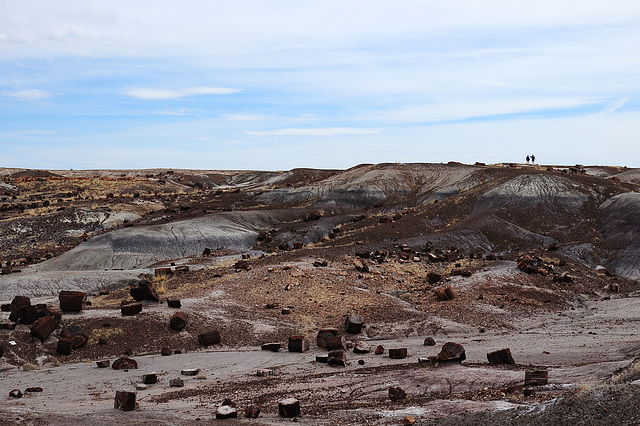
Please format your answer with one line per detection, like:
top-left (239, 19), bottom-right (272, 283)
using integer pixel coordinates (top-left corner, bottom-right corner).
top-left (526, 154), bottom-right (536, 164)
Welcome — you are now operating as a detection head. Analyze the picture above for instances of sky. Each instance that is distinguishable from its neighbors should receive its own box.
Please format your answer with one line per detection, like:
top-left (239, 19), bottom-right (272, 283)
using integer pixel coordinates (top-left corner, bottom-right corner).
top-left (1, 1), bottom-right (639, 170)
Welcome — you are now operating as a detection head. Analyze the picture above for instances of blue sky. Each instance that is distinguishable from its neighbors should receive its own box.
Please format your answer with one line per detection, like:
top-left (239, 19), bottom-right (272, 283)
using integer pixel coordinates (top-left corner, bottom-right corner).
top-left (1, 1), bottom-right (639, 170)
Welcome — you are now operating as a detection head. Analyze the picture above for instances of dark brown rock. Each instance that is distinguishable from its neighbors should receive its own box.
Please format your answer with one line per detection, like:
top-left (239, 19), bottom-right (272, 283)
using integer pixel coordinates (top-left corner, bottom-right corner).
top-left (9, 389), bottom-right (22, 398)
top-left (353, 257), bottom-right (369, 272)
top-left (121, 302), bottom-right (143, 316)
top-left (389, 386), bottom-right (407, 401)
top-left (389, 348), bottom-right (408, 359)
top-left (525, 370), bottom-right (549, 386)
top-left (434, 286), bottom-right (455, 301)
top-left (216, 405), bottom-right (238, 419)
top-left (114, 390), bottom-right (136, 411)
top-left (198, 330), bottom-right (221, 346)
top-left (30, 314), bottom-right (60, 341)
top-left (143, 373), bottom-right (157, 384)
top-left (58, 291), bottom-right (86, 311)
top-left (288, 335), bottom-right (310, 352)
top-left (60, 325), bottom-right (89, 349)
top-left (426, 272), bottom-right (442, 284)
top-left (11, 295), bottom-right (31, 307)
top-left (167, 298), bottom-right (181, 308)
top-left (353, 341), bottom-right (371, 354)
top-left (245, 405), bottom-right (261, 418)
top-left (154, 267), bottom-right (172, 277)
top-left (423, 337), bottom-right (436, 346)
top-left (429, 342), bottom-right (466, 363)
top-left (112, 356), bottom-right (138, 370)
top-left (25, 387), bottom-right (43, 393)
top-left (328, 350), bottom-right (347, 366)
top-left (317, 333), bottom-right (346, 351)
top-left (130, 283), bottom-right (159, 302)
top-left (345, 314), bottom-right (364, 334)
top-left (487, 348), bottom-right (515, 364)
top-left (96, 360), bottom-right (111, 368)
top-left (56, 337), bottom-right (74, 355)
top-left (161, 347), bottom-right (172, 356)
top-left (278, 398), bottom-right (300, 418)
top-left (261, 342), bottom-right (281, 352)
top-left (169, 312), bottom-right (188, 331)
top-left (374, 345), bottom-right (385, 355)
top-left (169, 378), bottom-right (184, 387)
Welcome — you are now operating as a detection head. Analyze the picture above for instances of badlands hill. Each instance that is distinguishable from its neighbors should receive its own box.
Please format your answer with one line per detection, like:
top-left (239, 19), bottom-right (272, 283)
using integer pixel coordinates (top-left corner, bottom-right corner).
top-left (1, 162), bottom-right (640, 425)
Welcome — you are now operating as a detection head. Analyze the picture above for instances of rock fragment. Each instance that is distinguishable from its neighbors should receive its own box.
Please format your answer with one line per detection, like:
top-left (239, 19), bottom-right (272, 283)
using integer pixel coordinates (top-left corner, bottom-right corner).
top-left (433, 286), bottom-right (455, 301)
top-left (30, 314), bottom-right (61, 341)
top-left (216, 405), bottom-right (238, 419)
top-left (96, 360), bottom-right (110, 368)
top-left (112, 356), bottom-right (138, 370)
top-left (169, 378), bottom-right (184, 387)
top-left (198, 330), bottom-right (221, 346)
top-left (58, 291), bottom-right (86, 312)
top-left (121, 302), bottom-right (142, 316)
top-left (114, 390), bottom-right (136, 411)
top-left (388, 386), bottom-right (407, 401)
top-left (429, 342), bottom-right (466, 363)
top-left (345, 314), bottom-right (364, 334)
top-left (261, 343), bottom-right (281, 352)
top-left (288, 335), bottom-right (310, 352)
top-left (525, 370), bottom-right (549, 386)
top-left (487, 348), bottom-right (515, 364)
top-left (169, 312), bottom-right (188, 331)
top-left (245, 405), bottom-right (261, 418)
top-left (389, 348), bottom-right (408, 359)
top-left (278, 398), bottom-right (301, 418)
top-left (423, 337), bottom-right (436, 346)
top-left (328, 350), bottom-right (347, 367)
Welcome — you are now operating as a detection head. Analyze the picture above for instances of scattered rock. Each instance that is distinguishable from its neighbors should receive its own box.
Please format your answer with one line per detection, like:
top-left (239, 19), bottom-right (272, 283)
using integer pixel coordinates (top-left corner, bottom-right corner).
top-left (426, 272), bottom-right (442, 284)
top-left (434, 286), bottom-right (455, 301)
top-left (96, 360), bottom-right (111, 368)
top-left (261, 342), bottom-right (281, 352)
top-left (345, 314), bottom-right (364, 334)
top-left (181, 368), bottom-right (200, 376)
top-left (423, 337), bottom-right (436, 346)
top-left (143, 373), bottom-right (158, 384)
top-left (353, 257), bottom-right (369, 272)
top-left (388, 386), bottom-right (407, 401)
top-left (30, 314), bottom-right (61, 341)
top-left (328, 350), bottom-right (347, 367)
top-left (525, 370), bottom-right (549, 386)
top-left (374, 345), bottom-right (385, 355)
top-left (25, 387), bottom-right (43, 393)
top-left (161, 347), bottom-right (173, 356)
top-left (278, 398), bottom-right (301, 418)
top-left (245, 405), bottom-right (261, 418)
top-left (313, 259), bottom-right (328, 267)
top-left (198, 330), bottom-right (221, 346)
top-left (487, 348), bottom-right (515, 364)
top-left (169, 312), bottom-right (188, 331)
top-left (121, 302), bottom-right (143, 316)
top-left (60, 325), bottom-right (89, 349)
top-left (112, 356), bottom-right (138, 370)
top-left (130, 282), bottom-right (160, 303)
top-left (429, 342), bottom-right (466, 363)
top-left (9, 389), bottom-right (22, 398)
top-left (56, 337), bottom-right (74, 355)
top-left (288, 335), bottom-right (310, 352)
top-left (353, 341), bottom-right (371, 354)
top-left (167, 298), bottom-right (182, 308)
top-left (114, 390), bottom-right (137, 411)
top-left (216, 405), bottom-right (238, 419)
top-left (389, 348), bottom-right (408, 359)
top-left (169, 378), bottom-right (184, 387)
top-left (58, 291), bottom-right (87, 312)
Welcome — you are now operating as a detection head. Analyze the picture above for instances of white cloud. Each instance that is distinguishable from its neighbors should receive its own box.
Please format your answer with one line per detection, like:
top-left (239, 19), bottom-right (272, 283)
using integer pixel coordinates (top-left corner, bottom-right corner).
top-left (3, 89), bottom-right (52, 101)
top-left (599, 98), bottom-right (629, 114)
top-left (246, 127), bottom-right (382, 136)
top-left (124, 87), bottom-right (240, 100)
top-left (223, 114), bottom-right (272, 122)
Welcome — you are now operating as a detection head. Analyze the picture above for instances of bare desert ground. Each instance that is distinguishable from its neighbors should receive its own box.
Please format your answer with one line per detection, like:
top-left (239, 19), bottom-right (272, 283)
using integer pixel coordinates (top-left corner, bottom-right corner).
top-left (2, 162), bottom-right (640, 424)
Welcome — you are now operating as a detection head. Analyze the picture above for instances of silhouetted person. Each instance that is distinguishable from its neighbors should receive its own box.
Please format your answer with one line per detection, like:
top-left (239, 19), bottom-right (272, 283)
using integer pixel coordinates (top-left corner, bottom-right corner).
top-left (526, 155), bottom-right (530, 164)
top-left (531, 154), bottom-right (536, 163)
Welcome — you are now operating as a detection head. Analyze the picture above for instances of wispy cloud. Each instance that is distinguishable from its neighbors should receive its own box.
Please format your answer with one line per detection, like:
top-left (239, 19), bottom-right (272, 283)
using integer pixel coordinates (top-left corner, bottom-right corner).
top-left (3, 89), bottom-right (52, 101)
top-left (246, 127), bottom-right (382, 136)
top-left (224, 114), bottom-right (272, 122)
top-left (124, 87), bottom-right (241, 100)
top-left (599, 98), bottom-right (629, 114)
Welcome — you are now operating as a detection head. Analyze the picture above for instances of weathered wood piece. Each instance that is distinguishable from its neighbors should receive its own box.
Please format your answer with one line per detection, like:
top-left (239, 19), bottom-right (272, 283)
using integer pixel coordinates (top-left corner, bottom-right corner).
top-left (345, 314), bottom-right (364, 334)
top-left (487, 348), bottom-right (515, 364)
top-left (525, 370), bottom-right (549, 386)
top-left (169, 312), bottom-right (188, 331)
top-left (288, 335), bottom-right (310, 353)
top-left (114, 390), bottom-right (136, 411)
top-left (30, 314), bottom-right (60, 341)
top-left (59, 291), bottom-right (86, 311)
top-left (198, 330), bottom-right (221, 346)
top-left (278, 398), bottom-right (301, 418)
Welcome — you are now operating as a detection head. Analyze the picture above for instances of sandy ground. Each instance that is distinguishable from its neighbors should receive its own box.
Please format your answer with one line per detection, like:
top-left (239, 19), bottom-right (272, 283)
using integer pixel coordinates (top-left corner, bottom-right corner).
top-left (2, 295), bottom-right (639, 424)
